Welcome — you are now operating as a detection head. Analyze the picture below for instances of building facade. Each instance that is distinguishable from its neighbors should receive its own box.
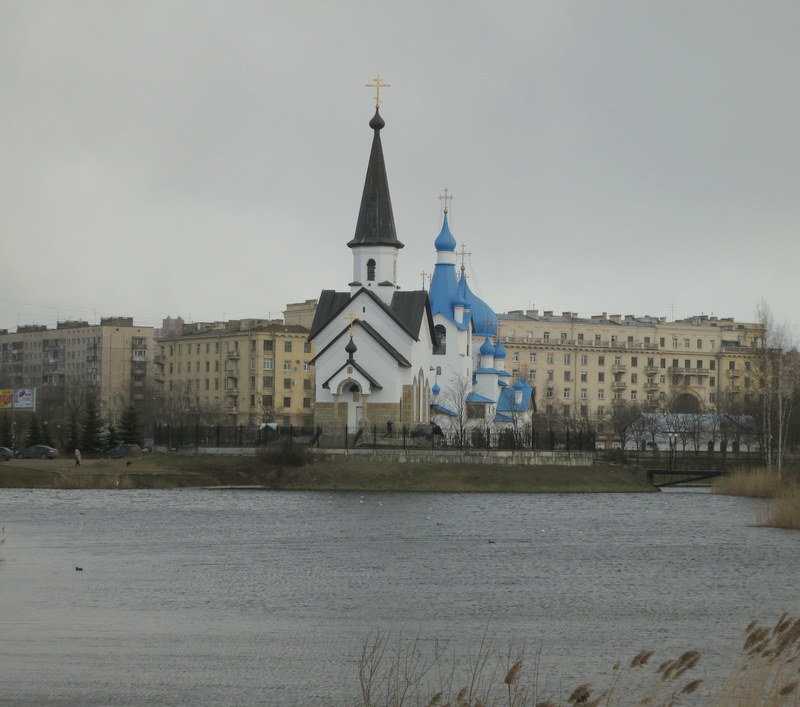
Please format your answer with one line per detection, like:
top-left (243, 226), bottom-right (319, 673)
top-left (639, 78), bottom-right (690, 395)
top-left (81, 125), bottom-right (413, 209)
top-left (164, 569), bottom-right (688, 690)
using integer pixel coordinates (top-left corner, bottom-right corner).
top-left (0, 317), bottom-right (154, 423)
top-left (155, 319), bottom-right (315, 427)
top-left (497, 310), bottom-right (766, 420)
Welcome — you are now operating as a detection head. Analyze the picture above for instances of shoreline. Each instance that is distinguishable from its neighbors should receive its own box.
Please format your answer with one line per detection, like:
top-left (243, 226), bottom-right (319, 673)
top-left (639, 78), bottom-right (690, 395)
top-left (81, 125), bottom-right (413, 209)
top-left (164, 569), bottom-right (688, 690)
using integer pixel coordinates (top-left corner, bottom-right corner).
top-left (0, 454), bottom-right (658, 493)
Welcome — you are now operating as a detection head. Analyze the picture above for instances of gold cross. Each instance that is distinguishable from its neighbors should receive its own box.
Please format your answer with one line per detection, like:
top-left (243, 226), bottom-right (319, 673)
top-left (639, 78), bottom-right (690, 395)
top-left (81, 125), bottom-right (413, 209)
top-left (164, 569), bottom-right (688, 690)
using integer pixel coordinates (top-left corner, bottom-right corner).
top-left (365, 75), bottom-right (391, 108)
top-left (438, 188), bottom-right (454, 214)
top-left (345, 312), bottom-right (358, 333)
top-left (456, 244), bottom-right (472, 269)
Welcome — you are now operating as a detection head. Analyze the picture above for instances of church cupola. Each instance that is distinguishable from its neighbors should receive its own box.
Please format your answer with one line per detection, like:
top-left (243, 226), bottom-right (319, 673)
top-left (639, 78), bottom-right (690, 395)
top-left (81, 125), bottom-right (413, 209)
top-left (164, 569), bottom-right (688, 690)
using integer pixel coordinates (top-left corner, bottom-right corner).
top-left (480, 335), bottom-right (495, 368)
top-left (348, 79), bottom-right (403, 303)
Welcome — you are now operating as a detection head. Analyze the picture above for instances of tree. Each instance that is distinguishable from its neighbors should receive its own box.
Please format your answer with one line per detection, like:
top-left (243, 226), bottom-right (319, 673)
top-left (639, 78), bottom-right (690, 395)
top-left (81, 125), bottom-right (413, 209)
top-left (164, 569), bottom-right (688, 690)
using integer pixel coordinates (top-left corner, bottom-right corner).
top-left (65, 413), bottom-right (81, 453)
top-left (25, 413), bottom-right (44, 447)
top-left (433, 374), bottom-right (474, 447)
top-left (80, 396), bottom-right (106, 452)
top-left (609, 401), bottom-right (642, 453)
top-left (0, 412), bottom-right (11, 447)
top-left (119, 405), bottom-right (142, 444)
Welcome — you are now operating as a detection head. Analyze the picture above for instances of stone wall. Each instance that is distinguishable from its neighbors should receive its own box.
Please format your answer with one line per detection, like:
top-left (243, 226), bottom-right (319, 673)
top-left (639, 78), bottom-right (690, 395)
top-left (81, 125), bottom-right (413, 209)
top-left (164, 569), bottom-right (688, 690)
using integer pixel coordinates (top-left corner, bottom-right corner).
top-left (314, 401), bottom-right (347, 428)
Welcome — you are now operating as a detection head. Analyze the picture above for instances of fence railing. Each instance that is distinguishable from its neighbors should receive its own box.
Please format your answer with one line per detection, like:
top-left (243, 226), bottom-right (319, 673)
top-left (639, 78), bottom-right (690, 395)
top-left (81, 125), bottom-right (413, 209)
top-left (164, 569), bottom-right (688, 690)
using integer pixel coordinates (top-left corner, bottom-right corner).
top-left (153, 423), bottom-right (597, 452)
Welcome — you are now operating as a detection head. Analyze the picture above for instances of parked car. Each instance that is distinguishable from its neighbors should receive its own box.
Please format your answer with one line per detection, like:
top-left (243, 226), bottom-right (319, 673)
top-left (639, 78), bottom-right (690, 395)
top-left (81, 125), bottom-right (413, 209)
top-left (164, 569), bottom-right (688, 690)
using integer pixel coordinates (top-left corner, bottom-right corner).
top-left (409, 423), bottom-right (444, 438)
top-left (106, 443), bottom-right (141, 459)
top-left (16, 445), bottom-right (58, 459)
top-left (0, 446), bottom-right (13, 461)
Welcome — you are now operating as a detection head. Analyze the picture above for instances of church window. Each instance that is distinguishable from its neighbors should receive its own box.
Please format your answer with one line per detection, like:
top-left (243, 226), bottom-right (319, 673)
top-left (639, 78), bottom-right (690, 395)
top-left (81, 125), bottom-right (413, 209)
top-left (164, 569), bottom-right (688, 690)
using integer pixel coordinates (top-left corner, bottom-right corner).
top-left (436, 366), bottom-right (441, 375)
top-left (367, 259), bottom-right (376, 281)
top-left (433, 325), bottom-right (447, 355)
top-left (466, 403), bottom-right (485, 419)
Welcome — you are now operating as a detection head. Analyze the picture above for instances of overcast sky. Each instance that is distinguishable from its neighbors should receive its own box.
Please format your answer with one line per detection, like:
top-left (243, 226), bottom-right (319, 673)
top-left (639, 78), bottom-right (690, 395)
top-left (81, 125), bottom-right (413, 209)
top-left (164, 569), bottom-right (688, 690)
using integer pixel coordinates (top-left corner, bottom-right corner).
top-left (2, 1), bottom-right (798, 337)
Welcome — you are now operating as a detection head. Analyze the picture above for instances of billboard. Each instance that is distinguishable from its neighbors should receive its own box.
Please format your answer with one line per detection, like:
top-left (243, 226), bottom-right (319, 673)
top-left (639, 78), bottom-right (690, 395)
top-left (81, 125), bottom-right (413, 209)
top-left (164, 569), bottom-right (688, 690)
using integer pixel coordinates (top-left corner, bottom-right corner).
top-left (0, 389), bottom-right (11, 409)
top-left (12, 388), bottom-right (35, 410)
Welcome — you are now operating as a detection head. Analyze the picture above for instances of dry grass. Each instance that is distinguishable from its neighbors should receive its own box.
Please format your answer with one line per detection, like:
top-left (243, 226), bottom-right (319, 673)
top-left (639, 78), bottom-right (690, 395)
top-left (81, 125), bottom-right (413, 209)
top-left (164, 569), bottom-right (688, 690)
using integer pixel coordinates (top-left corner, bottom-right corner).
top-left (714, 467), bottom-right (800, 530)
top-left (354, 615), bottom-right (800, 706)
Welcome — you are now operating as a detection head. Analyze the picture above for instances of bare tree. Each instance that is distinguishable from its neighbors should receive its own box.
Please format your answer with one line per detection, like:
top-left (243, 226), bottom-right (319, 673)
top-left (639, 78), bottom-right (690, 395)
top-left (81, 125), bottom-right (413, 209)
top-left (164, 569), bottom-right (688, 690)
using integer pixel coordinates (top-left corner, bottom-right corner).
top-left (433, 374), bottom-right (474, 446)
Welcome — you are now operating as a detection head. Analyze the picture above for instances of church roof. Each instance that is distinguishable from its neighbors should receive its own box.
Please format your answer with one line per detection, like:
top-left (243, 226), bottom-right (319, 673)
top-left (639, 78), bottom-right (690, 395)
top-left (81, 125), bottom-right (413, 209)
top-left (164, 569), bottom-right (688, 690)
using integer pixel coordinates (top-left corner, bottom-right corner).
top-left (496, 378), bottom-right (534, 412)
top-left (347, 108), bottom-right (404, 250)
top-left (322, 359), bottom-right (383, 391)
top-left (433, 212), bottom-right (456, 252)
top-left (308, 288), bottom-right (435, 345)
top-left (458, 269), bottom-right (498, 337)
top-left (309, 319), bottom-right (412, 368)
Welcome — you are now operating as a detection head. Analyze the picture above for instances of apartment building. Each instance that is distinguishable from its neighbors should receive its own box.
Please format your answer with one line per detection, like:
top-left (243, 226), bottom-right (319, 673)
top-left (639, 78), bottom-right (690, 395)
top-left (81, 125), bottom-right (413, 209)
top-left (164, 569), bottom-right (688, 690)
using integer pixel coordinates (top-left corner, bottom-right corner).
top-left (0, 317), bottom-right (154, 422)
top-left (497, 310), bottom-right (765, 420)
top-left (155, 319), bottom-right (315, 426)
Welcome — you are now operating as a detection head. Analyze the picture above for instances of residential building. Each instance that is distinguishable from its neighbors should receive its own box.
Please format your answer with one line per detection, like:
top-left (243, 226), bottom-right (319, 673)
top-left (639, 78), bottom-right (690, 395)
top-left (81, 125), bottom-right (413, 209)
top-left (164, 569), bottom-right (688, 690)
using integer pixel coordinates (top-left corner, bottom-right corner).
top-left (155, 319), bottom-right (315, 427)
top-left (0, 317), bottom-right (154, 423)
top-left (497, 310), bottom-right (766, 420)
top-left (283, 300), bottom-right (318, 329)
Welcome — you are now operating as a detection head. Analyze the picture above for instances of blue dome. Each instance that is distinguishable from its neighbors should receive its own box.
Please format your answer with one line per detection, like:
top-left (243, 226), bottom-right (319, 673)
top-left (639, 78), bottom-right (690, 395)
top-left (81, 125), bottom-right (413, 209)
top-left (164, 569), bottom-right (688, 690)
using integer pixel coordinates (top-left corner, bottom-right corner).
top-left (459, 270), bottom-right (497, 337)
top-left (513, 378), bottom-right (524, 390)
top-left (494, 340), bottom-right (506, 359)
top-left (432, 382), bottom-right (440, 395)
top-left (434, 212), bottom-right (457, 252)
top-left (479, 336), bottom-right (495, 357)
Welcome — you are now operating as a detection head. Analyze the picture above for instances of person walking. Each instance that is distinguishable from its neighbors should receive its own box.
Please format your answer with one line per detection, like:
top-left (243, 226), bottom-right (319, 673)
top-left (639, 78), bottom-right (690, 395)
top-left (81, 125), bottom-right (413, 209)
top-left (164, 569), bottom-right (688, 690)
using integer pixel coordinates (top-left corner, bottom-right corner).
top-left (74, 448), bottom-right (81, 468)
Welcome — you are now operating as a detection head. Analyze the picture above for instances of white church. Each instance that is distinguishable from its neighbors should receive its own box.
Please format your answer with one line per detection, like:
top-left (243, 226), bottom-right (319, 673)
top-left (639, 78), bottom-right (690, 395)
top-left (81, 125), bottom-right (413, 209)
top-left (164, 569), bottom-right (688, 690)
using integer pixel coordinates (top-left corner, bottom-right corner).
top-left (308, 93), bottom-right (534, 435)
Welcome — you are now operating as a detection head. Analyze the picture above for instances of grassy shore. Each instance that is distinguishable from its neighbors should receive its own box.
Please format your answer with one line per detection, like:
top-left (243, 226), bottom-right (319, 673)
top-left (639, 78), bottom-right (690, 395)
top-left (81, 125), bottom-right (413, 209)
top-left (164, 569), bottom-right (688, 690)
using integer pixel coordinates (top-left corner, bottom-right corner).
top-left (0, 453), bottom-right (657, 493)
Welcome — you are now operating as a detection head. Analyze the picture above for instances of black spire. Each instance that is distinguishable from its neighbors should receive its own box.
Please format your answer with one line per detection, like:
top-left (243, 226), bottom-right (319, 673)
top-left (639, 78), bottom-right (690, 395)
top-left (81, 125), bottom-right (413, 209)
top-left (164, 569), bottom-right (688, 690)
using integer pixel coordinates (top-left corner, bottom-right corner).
top-left (347, 109), bottom-right (404, 249)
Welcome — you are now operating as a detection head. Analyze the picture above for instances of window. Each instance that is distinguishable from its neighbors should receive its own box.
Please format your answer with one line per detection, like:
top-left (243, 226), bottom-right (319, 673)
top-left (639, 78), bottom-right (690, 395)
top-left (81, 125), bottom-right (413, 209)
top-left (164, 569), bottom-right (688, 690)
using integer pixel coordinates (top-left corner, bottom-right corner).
top-left (251, 340), bottom-right (257, 351)
top-left (304, 342), bottom-right (312, 354)
top-left (709, 393), bottom-right (716, 403)
top-left (215, 360), bottom-right (220, 372)
top-left (684, 359), bottom-right (691, 369)
top-left (580, 389), bottom-right (587, 399)
top-left (262, 395), bottom-right (273, 407)
top-left (264, 359), bottom-right (274, 370)
top-left (577, 333), bottom-right (584, 341)
top-left (512, 352), bottom-right (519, 362)
top-left (250, 395), bottom-right (255, 407)
top-left (684, 338), bottom-right (690, 348)
top-left (303, 363), bottom-right (310, 371)
top-left (710, 340), bottom-right (715, 350)
top-left (564, 371), bottom-right (571, 381)
top-left (205, 361), bottom-right (210, 372)
top-left (631, 391), bottom-right (637, 400)
top-left (614, 355), bottom-right (622, 365)
top-left (627, 335), bottom-right (634, 343)
top-left (631, 373), bottom-right (638, 383)
top-left (543, 332), bottom-right (550, 340)
top-left (283, 397), bottom-right (291, 408)
top-left (672, 359), bottom-right (679, 368)
top-left (263, 376), bottom-right (273, 388)
top-left (205, 379), bottom-right (209, 390)
top-left (644, 337), bottom-right (651, 344)
top-left (563, 388), bottom-right (571, 398)
top-left (647, 357), bottom-right (654, 367)
top-left (303, 397), bottom-right (311, 409)
top-left (613, 391), bottom-right (621, 400)
top-left (580, 371), bottom-right (588, 382)
top-left (672, 338), bottom-right (678, 348)
top-left (560, 332), bottom-right (567, 341)
top-left (196, 344), bottom-right (200, 354)
top-left (214, 379), bottom-right (219, 390)
top-left (283, 361), bottom-right (292, 371)
top-left (546, 388), bottom-right (553, 398)
top-left (564, 353), bottom-right (571, 364)
top-left (696, 360), bottom-right (703, 369)
top-left (433, 324), bottom-right (447, 355)
top-left (580, 354), bottom-right (587, 365)
top-left (215, 342), bottom-right (220, 353)
top-left (729, 361), bottom-right (736, 370)
top-left (660, 358), bottom-right (666, 368)
top-left (595, 334), bottom-right (601, 342)
top-left (263, 340), bottom-right (274, 351)
top-left (547, 370), bottom-right (554, 381)
top-left (562, 405), bottom-right (570, 417)
top-left (303, 379), bottom-right (311, 390)
top-left (684, 375), bottom-right (691, 385)
top-left (710, 377), bottom-right (715, 386)
top-left (528, 370), bottom-right (536, 380)
top-left (529, 353), bottom-right (537, 363)
top-left (697, 339), bottom-right (703, 349)
top-left (250, 376), bottom-right (256, 389)
top-left (598, 372), bottom-right (605, 382)
top-left (467, 403), bottom-right (486, 419)
top-left (744, 361), bottom-right (750, 371)
top-left (284, 341), bottom-right (292, 353)
top-left (598, 355), bottom-right (605, 366)
top-left (283, 378), bottom-right (291, 389)
top-left (546, 353), bottom-right (554, 364)
top-left (366, 258), bottom-right (376, 281)
top-left (660, 338), bottom-right (665, 347)
top-left (630, 356), bottom-right (638, 367)
top-left (597, 404), bottom-right (605, 416)
top-left (660, 375), bottom-right (666, 384)
top-left (611, 335), bottom-right (617, 342)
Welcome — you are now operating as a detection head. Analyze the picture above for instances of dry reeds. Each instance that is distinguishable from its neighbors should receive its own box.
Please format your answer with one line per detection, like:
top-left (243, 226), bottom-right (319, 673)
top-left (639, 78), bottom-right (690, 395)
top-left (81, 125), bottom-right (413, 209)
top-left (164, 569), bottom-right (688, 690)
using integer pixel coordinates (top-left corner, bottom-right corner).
top-left (354, 614), bottom-right (800, 706)
top-left (713, 468), bottom-right (785, 498)
top-left (715, 466), bottom-right (800, 530)
top-left (759, 485), bottom-right (800, 530)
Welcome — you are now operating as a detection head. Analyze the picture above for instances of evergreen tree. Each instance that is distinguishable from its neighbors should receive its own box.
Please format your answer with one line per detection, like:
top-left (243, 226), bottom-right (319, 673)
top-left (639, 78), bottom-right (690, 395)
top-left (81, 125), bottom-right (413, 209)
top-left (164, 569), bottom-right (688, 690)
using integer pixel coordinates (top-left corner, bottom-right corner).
top-left (26, 414), bottom-right (43, 447)
top-left (66, 413), bottom-right (81, 453)
top-left (0, 413), bottom-right (11, 447)
top-left (119, 405), bottom-right (142, 444)
top-left (80, 396), bottom-right (105, 452)
top-left (107, 425), bottom-right (120, 448)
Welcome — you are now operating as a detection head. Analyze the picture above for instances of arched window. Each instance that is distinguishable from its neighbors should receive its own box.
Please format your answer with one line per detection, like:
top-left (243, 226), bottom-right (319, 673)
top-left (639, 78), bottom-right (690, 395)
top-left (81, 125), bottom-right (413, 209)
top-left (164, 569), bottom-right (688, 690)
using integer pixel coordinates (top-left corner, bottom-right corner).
top-left (366, 259), bottom-right (376, 281)
top-left (433, 324), bottom-right (447, 355)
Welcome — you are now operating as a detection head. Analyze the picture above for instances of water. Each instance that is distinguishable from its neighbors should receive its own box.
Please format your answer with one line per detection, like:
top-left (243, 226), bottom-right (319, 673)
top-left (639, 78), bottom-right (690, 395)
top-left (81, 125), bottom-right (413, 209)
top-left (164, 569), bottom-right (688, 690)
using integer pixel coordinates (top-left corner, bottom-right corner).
top-left (0, 488), bottom-right (797, 705)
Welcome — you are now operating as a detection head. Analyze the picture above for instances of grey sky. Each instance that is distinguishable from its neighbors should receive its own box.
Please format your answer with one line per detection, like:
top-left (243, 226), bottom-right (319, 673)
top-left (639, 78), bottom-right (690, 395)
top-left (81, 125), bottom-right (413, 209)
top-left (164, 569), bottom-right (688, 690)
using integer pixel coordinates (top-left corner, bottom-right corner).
top-left (1, 1), bottom-right (798, 335)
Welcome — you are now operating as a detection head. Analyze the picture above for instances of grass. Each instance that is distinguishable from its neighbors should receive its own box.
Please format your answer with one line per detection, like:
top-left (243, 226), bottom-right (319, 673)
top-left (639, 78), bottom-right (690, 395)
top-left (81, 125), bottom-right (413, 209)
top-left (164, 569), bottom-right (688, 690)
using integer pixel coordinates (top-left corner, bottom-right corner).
top-left (354, 614), bottom-right (800, 705)
top-left (714, 466), bottom-right (800, 530)
top-left (0, 452), bottom-right (657, 493)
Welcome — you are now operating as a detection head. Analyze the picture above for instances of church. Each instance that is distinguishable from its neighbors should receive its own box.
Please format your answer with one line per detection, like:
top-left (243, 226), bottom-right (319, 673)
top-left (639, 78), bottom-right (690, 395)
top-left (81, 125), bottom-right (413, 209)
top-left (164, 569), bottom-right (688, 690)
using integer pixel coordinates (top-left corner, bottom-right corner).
top-left (308, 85), bottom-right (534, 435)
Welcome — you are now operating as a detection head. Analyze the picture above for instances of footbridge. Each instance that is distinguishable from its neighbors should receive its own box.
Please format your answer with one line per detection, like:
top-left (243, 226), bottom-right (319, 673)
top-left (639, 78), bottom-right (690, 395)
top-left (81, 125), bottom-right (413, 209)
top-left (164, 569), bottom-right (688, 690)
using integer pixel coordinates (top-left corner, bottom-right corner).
top-left (646, 468), bottom-right (730, 487)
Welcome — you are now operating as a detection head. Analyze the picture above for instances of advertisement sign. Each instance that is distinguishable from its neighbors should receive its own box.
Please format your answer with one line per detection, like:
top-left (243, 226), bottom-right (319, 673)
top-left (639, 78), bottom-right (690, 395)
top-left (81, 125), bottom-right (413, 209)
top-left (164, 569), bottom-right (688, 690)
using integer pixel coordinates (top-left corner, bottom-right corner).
top-left (12, 388), bottom-right (35, 410)
top-left (0, 389), bottom-right (12, 409)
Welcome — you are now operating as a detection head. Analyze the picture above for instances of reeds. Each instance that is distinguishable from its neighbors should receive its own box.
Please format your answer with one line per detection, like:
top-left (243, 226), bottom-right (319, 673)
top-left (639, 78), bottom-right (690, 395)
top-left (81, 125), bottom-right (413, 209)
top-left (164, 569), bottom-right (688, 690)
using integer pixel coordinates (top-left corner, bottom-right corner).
top-left (354, 614), bottom-right (800, 705)
top-left (715, 466), bottom-right (800, 530)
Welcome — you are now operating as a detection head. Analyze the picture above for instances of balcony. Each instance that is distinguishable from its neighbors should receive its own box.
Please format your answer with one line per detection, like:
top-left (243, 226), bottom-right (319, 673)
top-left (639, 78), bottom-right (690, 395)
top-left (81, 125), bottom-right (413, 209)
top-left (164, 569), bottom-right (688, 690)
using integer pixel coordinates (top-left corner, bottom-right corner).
top-left (612, 364), bottom-right (627, 373)
top-left (132, 353), bottom-right (147, 362)
top-left (726, 369), bottom-right (740, 378)
top-left (226, 351), bottom-right (240, 359)
top-left (644, 379), bottom-right (660, 390)
top-left (611, 381), bottom-right (627, 390)
top-left (644, 366), bottom-right (658, 374)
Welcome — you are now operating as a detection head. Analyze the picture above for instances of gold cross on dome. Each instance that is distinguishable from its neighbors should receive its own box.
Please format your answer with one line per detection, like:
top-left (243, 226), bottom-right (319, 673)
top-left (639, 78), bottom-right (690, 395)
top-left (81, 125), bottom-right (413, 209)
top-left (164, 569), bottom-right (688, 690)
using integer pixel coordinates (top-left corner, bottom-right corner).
top-left (438, 188), bottom-right (454, 214)
top-left (345, 312), bottom-right (358, 333)
top-left (456, 244), bottom-right (472, 268)
top-left (365, 75), bottom-right (391, 108)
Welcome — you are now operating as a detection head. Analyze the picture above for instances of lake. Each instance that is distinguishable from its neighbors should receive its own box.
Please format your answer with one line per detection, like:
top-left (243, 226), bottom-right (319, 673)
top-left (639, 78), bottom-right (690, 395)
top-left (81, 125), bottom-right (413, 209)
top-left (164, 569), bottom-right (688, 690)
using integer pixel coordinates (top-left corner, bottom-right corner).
top-left (0, 487), bottom-right (797, 704)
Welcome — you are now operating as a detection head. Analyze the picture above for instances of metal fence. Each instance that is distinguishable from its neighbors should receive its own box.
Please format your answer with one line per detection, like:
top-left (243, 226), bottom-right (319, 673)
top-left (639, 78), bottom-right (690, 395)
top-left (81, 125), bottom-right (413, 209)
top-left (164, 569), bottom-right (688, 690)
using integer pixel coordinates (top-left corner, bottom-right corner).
top-left (153, 423), bottom-right (596, 452)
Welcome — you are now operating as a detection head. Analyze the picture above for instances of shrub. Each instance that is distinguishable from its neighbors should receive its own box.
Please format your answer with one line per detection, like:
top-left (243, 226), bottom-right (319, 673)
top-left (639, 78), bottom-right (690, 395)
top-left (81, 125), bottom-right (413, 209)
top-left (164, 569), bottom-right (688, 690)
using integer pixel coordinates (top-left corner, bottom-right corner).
top-left (256, 440), bottom-right (313, 469)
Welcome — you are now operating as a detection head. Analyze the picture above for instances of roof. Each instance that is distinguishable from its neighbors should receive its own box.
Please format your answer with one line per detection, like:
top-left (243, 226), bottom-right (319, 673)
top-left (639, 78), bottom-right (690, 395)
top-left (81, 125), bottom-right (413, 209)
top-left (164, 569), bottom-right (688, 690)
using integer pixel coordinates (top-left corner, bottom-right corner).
top-left (309, 319), bottom-right (411, 367)
top-left (433, 404), bottom-right (458, 416)
top-left (466, 392), bottom-right (494, 404)
top-left (496, 378), bottom-right (534, 413)
top-left (322, 359), bottom-right (383, 391)
top-left (308, 288), bottom-right (435, 348)
top-left (347, 108), bottom-right (404, 250)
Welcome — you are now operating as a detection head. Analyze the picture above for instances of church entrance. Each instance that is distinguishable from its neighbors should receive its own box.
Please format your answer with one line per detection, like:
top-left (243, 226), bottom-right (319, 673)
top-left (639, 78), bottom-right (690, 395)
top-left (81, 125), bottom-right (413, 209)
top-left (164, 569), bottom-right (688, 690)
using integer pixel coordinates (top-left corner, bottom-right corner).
top-left (340, 382), bottom-right (362, 428)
